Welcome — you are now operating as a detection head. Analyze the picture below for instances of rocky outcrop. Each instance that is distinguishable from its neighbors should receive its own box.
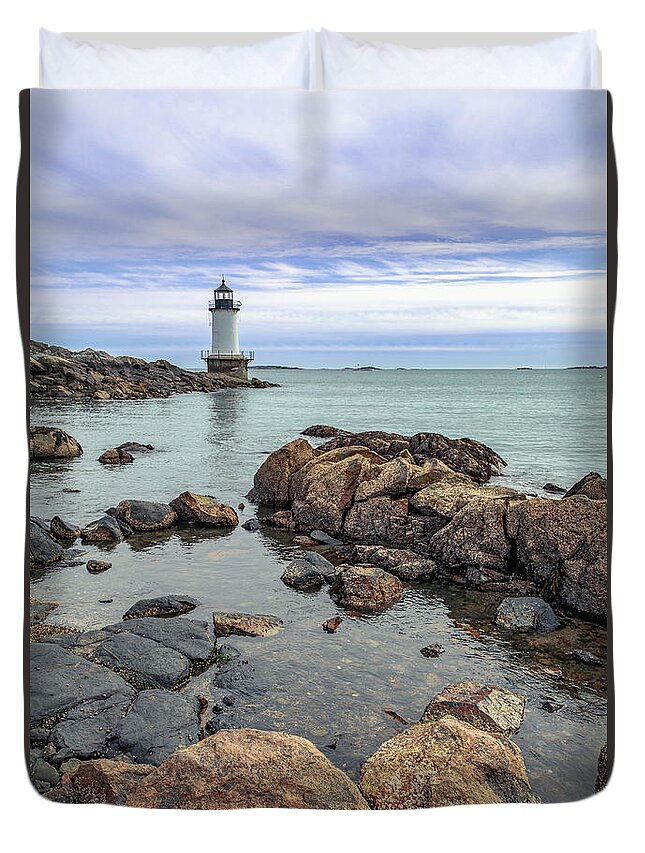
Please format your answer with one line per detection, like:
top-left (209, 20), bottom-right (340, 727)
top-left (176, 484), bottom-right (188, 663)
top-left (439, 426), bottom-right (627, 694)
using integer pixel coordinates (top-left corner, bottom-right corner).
top-left (564, 472), bottom-right (607, 501)
top-left (506, 498), bottom-right (607, 621)
top-left (29, 426), bottom-right (83, 460)
top-left (359, 715), bottom-right (539, 808)
top-left (494, 597), bottom-right (561, 633)
top-left (123, 595), bottom-right (200, 620)
top-left (419, 682), bottom-right (525, 736)
top-left (29, 340), bottom-right (276, 401)
top-left (126, 729), bottom-right (369, 810)
top-left (211, 612), bottom-right (284, 637)
top-left (330, 564), bottom-right (405, 612)
top-left (247, 438), bottom-right (317, 506)
top-left (99, 448), bottom-right (134, 465)
top-left (169, 492), bottom-right (238, 527)
top-left (114, 500), bottom-right (177, 532)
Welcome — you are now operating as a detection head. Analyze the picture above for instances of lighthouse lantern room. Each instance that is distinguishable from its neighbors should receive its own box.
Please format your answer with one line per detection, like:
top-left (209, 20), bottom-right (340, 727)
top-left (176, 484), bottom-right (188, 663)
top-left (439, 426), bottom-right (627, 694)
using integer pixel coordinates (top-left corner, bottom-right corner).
top-left (200, 276), bottom-right (254, 379)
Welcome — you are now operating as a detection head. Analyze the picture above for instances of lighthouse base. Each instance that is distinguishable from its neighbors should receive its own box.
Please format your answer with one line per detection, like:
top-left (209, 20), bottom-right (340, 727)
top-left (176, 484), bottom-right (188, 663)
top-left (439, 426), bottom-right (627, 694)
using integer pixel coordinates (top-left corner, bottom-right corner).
top-left (202, 353), bottom-right (253, 381)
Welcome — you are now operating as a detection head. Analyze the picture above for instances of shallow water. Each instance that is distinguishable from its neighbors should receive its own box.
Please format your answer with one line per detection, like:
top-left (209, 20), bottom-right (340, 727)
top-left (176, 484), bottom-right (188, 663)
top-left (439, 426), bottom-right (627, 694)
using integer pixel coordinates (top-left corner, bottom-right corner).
top-left (30, 368), bottom-right (608, 803)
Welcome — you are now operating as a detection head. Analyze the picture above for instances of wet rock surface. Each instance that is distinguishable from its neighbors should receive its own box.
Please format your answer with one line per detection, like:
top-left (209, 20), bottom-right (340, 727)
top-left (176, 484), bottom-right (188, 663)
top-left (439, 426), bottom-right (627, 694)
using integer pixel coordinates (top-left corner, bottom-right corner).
top-left (126, 729), bottom-right (369, 810)
top-left (281, 560), bottom-right (327, 591)
top-left (330, 564), bottom-right (405, 612)
top-left (30, 520), bottom-right (66, 565)
top-left (29, 339), bottom-right (276, 400)
top-left (494, 597), bottom-right (561, 633)
top-left (212, 612), bottom-right (284, 637)
top-left (123, 594), bottom-right (200, 620)
top-left (80, 515), bottom-right (124, 544)
top-left (29, 425), bottom-right (83, 460)
top-left (420, 682), bottom-right (526, 736)
top-left (114, 499), bottom-right (178, 532)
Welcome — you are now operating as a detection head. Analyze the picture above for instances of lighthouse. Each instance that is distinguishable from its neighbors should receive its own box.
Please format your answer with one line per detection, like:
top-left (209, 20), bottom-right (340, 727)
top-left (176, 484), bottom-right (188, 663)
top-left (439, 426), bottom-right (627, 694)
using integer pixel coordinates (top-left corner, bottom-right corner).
top-left (200, 276), bottom-right (254, 379)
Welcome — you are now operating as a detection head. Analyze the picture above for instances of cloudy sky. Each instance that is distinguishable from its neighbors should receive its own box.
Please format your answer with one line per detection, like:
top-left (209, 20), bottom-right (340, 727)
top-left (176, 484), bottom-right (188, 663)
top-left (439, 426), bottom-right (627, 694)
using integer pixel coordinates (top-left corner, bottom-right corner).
top-left (30, 89), bottom-right (607, 368)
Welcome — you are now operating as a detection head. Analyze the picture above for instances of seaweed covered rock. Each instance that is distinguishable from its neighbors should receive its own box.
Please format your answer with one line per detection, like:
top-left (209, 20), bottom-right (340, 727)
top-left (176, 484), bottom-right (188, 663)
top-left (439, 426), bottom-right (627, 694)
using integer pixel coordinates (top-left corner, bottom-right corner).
top-left (126, 729), bottom-right (369, 810)
top-left (330, 563), bottom-right (405, 612)
top-left (359, 715), bottom-right (539, 808)
top-left (169, 492), bottom-right (238, 527)
top-left (29, 426), bottom-right (83, 460)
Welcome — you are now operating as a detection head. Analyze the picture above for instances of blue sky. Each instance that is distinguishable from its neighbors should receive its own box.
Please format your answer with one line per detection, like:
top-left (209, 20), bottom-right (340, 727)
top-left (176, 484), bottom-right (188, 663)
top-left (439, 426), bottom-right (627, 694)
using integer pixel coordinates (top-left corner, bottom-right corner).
top-left (30, 90), bottom-right (607, 368)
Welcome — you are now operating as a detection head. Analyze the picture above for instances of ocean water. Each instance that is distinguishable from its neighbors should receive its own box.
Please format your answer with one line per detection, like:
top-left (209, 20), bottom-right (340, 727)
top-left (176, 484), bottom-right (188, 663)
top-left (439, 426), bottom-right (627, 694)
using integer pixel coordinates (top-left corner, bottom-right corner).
top-left (30, 368), bottom-right (608, 803)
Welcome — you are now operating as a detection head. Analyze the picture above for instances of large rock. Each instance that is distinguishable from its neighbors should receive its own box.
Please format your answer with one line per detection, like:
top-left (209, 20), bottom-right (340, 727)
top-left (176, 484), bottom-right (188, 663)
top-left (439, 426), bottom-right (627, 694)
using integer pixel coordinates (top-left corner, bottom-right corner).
top-left (426, 498), bottom-right (514, 573)
top-left (247, 438), bottom-right (317, 506)
top-left (114, 500), bottom-right (177, 532)
top-left (359, 715), bottom-right (539, 808)
top-left (351, 544), bottom-right (437, 581)
top-left (50, 516), bottom-right (80, 541)
top-left (114, 690), bottom-right (201, 764)
top-left (29, 426), bottom-right (83, 460)
top-left (92, 633), bottom-right (190, 689)
top-left (80, 515), bottom-right (124, 544)
top-left (169, 492), bottom-right (238, 527)
top-left (354, 456), bottom-right (414, 502)
top-left (30, 520), bottom-right (65, 565)
top-left (507, 498), bottom-right (607, 621)
top-left (212, 612), bottom-right (283, 637)
top-left (291, 449), bottom-right (371, 537)
top-left (342, 495), bottom-right (409, 547)
top-left (409, 478), bottom-right (522, 522)
top-left (494, 596), bottom-right (561, 633)
top-left (49, 759), bottom-right (152, 804)
top-left (564, 472), bottom-right (607, 501)
top-left (420, 682), bottom-right (525, 735)
top-left (330, 563), bottom-right (405, 612)
top-left (126, 729), bottom-right (369, 809)
top-left (123, 595), bottom-right (200, 620)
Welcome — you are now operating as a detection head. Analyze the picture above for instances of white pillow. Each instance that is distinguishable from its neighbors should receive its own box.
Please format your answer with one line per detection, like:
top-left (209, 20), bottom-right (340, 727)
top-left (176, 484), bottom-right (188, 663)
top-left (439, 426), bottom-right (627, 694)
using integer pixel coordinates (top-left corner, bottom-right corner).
top-left (321, 30), bottom-right (601, 90)
top-left (40, 29), bottom-right (316, 90)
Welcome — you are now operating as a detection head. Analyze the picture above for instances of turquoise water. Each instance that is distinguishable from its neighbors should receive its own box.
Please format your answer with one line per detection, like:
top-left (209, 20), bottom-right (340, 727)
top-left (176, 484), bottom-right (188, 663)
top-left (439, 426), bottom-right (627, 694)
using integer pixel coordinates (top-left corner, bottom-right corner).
top-left (30, 368), bottom-right (608, 803)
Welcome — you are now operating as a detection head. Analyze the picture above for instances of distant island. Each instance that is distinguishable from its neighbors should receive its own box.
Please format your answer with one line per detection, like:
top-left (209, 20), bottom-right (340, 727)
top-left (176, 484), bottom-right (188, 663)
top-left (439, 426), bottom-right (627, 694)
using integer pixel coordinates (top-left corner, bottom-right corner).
top-left (342, 366), bottom-right (381, 371)
top-left (252, 365), bottom-right (303, 370)
top-left (565, 366), bottom-right (607, 370)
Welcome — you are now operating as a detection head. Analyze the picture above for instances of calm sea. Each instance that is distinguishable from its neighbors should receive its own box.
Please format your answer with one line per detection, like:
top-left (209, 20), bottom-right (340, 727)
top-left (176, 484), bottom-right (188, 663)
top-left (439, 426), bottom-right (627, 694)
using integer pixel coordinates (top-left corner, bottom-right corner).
top-left (30, 368), bottom-right (608, 803)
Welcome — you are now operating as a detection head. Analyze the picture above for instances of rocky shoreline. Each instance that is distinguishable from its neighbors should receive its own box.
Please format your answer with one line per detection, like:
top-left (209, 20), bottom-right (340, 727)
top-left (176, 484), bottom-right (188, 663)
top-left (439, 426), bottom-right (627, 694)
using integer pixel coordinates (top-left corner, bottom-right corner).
top-left (29, 340), bottom-right (277, 401)
top-left (28, 421), bottom-right (609, 807)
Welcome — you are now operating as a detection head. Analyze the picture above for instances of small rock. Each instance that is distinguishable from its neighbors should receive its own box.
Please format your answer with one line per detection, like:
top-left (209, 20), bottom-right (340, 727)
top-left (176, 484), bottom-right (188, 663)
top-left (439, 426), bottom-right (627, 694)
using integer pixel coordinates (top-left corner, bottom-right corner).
top-left (281, 560), bottom-right (326, 591)
top-left (169, 492), bottom-right (238, 527)
top-left (49, 759), bottom-right (153, 805)
top-left (80, 516), bottom-right (124, 544)
top-left (322, 616), bottom-right (343, 633)
top-left (420, 682), bottom-right (526, 736)
top-left (241, 518), bottom-right (262, 532)
top-left (212, 612), bottom-right (284, 638)
top-left (117, 442), bottom-right (154, 453)
top-left (293, 535), bottom-right (316, 546)
top-left (494, 597), bottom-right (561, 633)
top-left (50, 516), bottom-right (81, 541)
top-left (123, 594), bottom-right (200, 620)
top-left (237, 502), bottom-right (245, 510)
top-left (541, 699), bottom-right (564, 713)
top-left (330, 563), bottom-right (405, 612)
top-left (31, 758), bottom-right (60, 786)
top-left (29, 426), bottom-right (83, 460)
top-left (98, 448), bottom-right (134, 465)
top-left (86, 559), bottom-right (112, 574)
top-left (420, 644), bottom-right (445, 658)
top-left (114, 500), bottom-right (177, 532)
top-left (543, 483), bottom-right (566, 494)
top-left (571, 648), bottom-right (603, 666)
top-left (310, 530), bottom-right (343, 546)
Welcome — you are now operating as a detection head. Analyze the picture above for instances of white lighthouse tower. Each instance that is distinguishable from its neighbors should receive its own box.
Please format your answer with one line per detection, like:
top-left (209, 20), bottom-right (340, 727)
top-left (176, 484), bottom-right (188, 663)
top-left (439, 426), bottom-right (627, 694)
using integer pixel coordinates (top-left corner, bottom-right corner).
top-left (200, 276), bottom-right (254, 379)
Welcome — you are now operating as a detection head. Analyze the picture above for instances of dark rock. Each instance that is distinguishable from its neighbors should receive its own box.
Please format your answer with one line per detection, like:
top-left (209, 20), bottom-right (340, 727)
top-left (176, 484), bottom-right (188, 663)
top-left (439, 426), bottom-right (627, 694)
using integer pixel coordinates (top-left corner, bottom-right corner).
top-left (237, 502), bottom-right (245, 510)
top-left (420, 644), bottom-right (445, 658)
top-left (86, 560), bottom-right (111, 574)
top-left (595, 743), bottom-right (609, 791)
top-left (50, 516), bottom-right (81, 541)
top-left (247, 438), bottom-right (317, 506)
top-left (30, 520), bottom-right (65, 565)
top-left (241, 518), bottom-right (262, 532)
top-left (80, 515), bottom-right (124, 544)
top-left (541, 700), bottom-right (563, 713)
top-left (420, 682), bottom-right (526, 736)
top-left (212, 612), bottom-right (284, 637)
top-left (564, 472), bottom-right (607, 501)
top-left (98, 448), bottom-right (134, 465)
top-left (310, 529), bottom-right (343, 546)
top-left (117, 442), bottom-right (154, 452)
top-left (29, 426), bottom-right (83, 460)
top-left (301, 425), bottom-right (351, 438)
top-left (281, 560), bottom-right (326, 591)
top-left (126, 729), bottom-right (369, 809)
top-left (31, 758), bottom-right (60, 787)
top-left (571, 648), bottom-right (603, 666)
top-left (114, 690), bottom-right (200, 764)
top-left (298, 550), bottom-right (336, 581)
top-left (322, 616), bottom-right (343, 633)
top-left (543, 483), bottom-right (566, 494)
top-left (30, 597), bottom-right (58, 626)
top-left (330, 563), bottom-right (405, 612)
top-left (359, 715), bottom-right (538, 808)
top-left (92, 633), bottom-right (190, 689)
top-left (494, 597), bottom-right (561, 633)
top-left (123, 595), bottom-right (200, 620)
top-left (169, 492), bottom-right (238, 527)
top-left (114, 500), bottom-right (177, 532)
